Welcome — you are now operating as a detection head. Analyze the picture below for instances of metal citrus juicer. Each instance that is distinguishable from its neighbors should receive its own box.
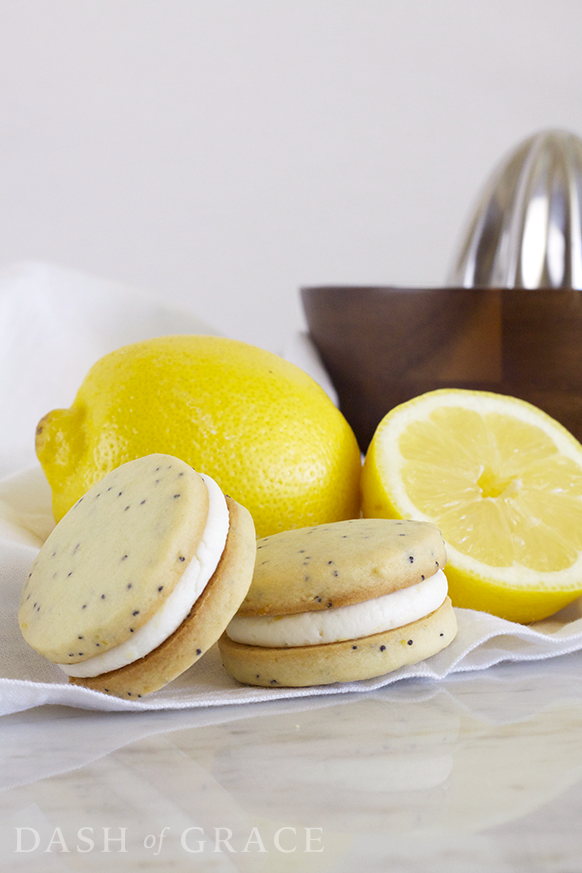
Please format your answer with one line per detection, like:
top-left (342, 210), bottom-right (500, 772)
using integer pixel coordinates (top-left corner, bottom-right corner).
top-left (301, 129), bottom-right (582, 451)
top-left (441, 128), bottom-right (582, 443)
top-left (448, 128), bottom-right (582, 289)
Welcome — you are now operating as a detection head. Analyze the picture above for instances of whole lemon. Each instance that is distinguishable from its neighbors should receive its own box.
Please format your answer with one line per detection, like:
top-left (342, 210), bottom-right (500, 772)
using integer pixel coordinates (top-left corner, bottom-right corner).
top-left (36, 335), bottom-right (361, 537)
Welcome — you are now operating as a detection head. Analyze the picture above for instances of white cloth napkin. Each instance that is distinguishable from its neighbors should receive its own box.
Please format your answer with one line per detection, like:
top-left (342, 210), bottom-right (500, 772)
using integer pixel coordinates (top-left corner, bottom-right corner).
top-left (2, 261), bottom-right (582, 717)
top-left (0, 261), bottom-right (219, 480)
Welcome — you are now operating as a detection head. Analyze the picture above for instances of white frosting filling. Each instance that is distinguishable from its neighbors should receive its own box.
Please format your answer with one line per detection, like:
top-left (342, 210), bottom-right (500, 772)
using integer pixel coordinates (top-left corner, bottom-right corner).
top-left (226, 569), bottom-right (448, 648)
top-left (58, 473), bottom-right (230, 678)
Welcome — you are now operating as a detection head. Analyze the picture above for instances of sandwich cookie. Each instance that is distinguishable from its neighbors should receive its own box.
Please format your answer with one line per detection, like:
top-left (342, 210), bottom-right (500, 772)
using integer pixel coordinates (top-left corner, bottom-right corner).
top-left (19, 453), bottom-right (256, 698)
top-left (219, 518), bottom-right (457, 687)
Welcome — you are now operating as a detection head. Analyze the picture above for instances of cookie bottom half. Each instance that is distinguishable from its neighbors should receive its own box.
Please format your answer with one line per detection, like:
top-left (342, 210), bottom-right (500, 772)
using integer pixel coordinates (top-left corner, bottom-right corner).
top-left (218, 596), bottom-right (457, 687)
top-left (69, 497), bottom-right (256, 699)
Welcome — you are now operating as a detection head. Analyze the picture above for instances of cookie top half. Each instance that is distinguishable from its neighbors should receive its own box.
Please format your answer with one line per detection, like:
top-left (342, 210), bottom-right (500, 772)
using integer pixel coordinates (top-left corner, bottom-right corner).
top-left (238, 518), bottom-right (447, 617)
top-left (18, 454), bottom-right (209, 663)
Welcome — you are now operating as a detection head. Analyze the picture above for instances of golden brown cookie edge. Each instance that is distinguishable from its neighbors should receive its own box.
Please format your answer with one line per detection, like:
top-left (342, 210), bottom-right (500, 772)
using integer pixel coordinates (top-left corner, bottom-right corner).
top-left (218, 596), bottom-right (457, 687)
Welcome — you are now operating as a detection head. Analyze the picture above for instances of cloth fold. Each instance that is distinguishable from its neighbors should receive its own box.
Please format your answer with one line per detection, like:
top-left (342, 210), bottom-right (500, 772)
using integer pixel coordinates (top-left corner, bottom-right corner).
top-left (2, 261), bottom-right (582, 717)
top-left (3, 465), bottom-right (582, 718)
top-left (0, 261), bottom-right (219, 479)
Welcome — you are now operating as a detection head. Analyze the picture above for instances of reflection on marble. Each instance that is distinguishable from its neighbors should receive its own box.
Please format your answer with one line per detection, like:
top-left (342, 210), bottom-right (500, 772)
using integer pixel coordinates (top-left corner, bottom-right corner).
top-left (2, 654), bottom-right (582, 870)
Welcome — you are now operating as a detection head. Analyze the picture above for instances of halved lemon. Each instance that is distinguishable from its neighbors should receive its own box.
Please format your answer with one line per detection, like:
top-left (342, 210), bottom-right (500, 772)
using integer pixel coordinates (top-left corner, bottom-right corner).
top-left (361, 389), bottom-right (582, 623)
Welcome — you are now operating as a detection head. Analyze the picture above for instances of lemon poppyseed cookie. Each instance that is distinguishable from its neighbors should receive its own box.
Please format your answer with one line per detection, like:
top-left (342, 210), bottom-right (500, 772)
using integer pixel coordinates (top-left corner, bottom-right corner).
top-left (18, 454), bottom-right (256, 699)
top-left (218, 518), bottom-right (457, 687)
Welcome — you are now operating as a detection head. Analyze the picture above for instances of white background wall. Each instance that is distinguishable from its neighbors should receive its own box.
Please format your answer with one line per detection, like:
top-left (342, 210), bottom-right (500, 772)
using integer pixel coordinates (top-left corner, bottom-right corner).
top-left (0, 0), bottom-right (581, 354)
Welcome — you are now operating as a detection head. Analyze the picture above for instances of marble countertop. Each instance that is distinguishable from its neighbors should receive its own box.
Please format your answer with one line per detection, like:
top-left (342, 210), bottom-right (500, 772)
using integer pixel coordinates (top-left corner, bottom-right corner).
top-left (2, 653), bottom-right (582, 871)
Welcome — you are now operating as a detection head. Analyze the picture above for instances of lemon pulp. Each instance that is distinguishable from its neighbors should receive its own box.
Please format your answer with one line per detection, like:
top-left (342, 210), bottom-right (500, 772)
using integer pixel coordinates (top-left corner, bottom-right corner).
top-left (361, 389), bottom-right (582, 622)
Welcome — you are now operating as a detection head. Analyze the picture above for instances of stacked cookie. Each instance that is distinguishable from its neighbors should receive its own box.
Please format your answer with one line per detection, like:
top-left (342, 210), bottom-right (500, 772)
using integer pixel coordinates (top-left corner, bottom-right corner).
top-left (18, 454), bottom-right (255, 698)
top-left (219, 518), bottom-right (456, 686)
top-left (19, 455), bottom-right (457, 697)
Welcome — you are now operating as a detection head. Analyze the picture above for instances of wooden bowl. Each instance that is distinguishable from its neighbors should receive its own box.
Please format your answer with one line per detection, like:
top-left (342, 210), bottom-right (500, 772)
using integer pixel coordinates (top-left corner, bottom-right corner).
top-left (301, 286), bottom-right (582, 452)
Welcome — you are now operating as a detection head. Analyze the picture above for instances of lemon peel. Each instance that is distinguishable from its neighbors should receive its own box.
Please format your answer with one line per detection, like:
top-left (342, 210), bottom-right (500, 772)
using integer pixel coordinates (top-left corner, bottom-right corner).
top-left (37, 335), bottom-right (361, 538)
